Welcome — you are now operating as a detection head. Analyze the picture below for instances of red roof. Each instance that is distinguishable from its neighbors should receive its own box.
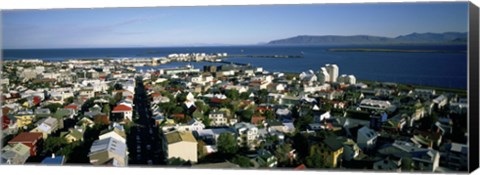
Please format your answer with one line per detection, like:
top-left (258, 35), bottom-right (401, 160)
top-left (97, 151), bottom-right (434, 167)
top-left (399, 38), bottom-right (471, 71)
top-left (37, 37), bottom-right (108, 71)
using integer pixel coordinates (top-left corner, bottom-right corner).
top-left (210, 98), bottom-right (224, 103)
top-left (33, 96), bottom-right (41, 105)
top-left (2, 116), bottom-right (11, 130)
top-left (251, 116), bottom-right (266, 125)
top-left (8, 132), bottom-right (43, 144)
top-left (171, 114), bottom-right (185, 119)
top-left (151, 93), bottom-right (161, 97)
top-left (64, 105), bottom-right (79, 111)
top-left (112, 104), bottom-right (132, 112)
top-left (295, 164), bottom-right (306, 170)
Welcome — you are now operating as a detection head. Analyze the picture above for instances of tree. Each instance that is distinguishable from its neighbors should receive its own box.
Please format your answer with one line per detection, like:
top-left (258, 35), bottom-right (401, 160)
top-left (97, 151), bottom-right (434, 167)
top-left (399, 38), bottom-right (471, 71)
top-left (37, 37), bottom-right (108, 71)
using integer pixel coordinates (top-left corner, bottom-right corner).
top-left (231, 155), bottom-right (252, 168)
top-left (44, 103), bottom-right (63, 113)
top-left (43, 137), bottom-right (68, 153)
top-left (265, 110), bottom-right (275, 120)
top-left (226, 90), bottom-right (240, 100)
top-left (240, 108), bottom-right (254, 122)
top-left (64, 97), bottom-right (75, 105)
top-left (275, 143), bottom-right (293, 166)
top-left (217, 132), bottom-right (238, 155)
top-left (102, 104), bottom-right (111, 115)
top-left (305, 144), bottom-right (323, 168)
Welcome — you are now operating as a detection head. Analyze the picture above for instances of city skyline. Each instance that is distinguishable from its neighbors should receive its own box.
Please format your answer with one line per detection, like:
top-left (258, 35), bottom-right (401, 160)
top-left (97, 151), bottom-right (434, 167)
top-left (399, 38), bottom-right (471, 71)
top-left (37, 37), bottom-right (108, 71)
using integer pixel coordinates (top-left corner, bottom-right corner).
top-left (2, 2), bottom-right (468, 49)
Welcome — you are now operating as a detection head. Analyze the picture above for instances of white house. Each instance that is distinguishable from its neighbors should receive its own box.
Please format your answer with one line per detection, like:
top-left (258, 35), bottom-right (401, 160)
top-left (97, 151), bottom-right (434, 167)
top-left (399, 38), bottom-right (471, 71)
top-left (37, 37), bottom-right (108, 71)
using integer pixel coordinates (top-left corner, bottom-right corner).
top-left (357, 126), bottom-right (378, 151)
top-left (234, 122), bottom-right (259, 149)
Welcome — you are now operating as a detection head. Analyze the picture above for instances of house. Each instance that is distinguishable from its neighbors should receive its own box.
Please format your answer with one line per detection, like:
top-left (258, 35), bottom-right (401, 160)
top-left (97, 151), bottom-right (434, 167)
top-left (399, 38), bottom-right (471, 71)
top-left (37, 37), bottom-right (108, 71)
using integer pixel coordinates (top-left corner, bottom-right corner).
top-left (8, 132), bottom-right (43, 156)
top-left (1, 143), bottom-right (30, 164)
top-left (41, 154), bottom-right (66, 165)
top-left (78, 117), bottom-right (95, 128)
top-left (314, 111), bottom-right (331, 123)
top-left (99, 123), bottom-right (127, 143)
top-left (337, 137), bottom-right (361, 161)
top-left (30, 117), bottom-right (59, 139)
top-left (208, 111), bottom-right (228, 127)
top-left (64, 126), bottom-right (85, 143)
top-left (317, 136), bottom-right (344, 168)
top-left (93, 114), bottom-right (110, 125)
top-left (432, 95), bottom-right (447, 110)
top-left (14, 110), bottom-right (35, 128)
top-left (252, 149), bottom-right (278, 168)
top-left (251, 116), bottom-right (266, 126)
top-left (79, 87), bottom-right (95, 99)
top-left (234, 122), bottom-right (259, 149)
top-left (439, 142), bottom-right (468, 171)
top-left (267, 121), bottom-right (295, 134)
top-left (88, 137), bottom-right (128, 166)
top-left (111, 103), bottom-right (133, 122)
top-left (373, 156), bottom-right (402, 172)
top-left (35, 108), bottom-right (52, 118)
top-left (357, 126), bottom-right (378, 151)
top-left (163, 131), bottom-right (198, 163)
top-left (378, 140), bottom-right (440, 172)
top-left (175, 119), bottom-right (205, 132)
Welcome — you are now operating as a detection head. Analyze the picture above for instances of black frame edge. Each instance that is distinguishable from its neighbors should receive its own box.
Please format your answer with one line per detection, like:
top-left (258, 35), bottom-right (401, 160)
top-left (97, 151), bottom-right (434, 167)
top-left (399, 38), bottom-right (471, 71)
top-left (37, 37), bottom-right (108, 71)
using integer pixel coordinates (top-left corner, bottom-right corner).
top-left (469, 1), bottom-right (480, 173)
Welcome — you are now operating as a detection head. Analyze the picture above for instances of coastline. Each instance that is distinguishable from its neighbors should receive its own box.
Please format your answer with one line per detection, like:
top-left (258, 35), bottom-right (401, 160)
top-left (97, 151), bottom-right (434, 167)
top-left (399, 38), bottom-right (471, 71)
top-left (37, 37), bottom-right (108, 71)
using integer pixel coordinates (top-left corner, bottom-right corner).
top-left (328, 48), bottom-right (466, 53)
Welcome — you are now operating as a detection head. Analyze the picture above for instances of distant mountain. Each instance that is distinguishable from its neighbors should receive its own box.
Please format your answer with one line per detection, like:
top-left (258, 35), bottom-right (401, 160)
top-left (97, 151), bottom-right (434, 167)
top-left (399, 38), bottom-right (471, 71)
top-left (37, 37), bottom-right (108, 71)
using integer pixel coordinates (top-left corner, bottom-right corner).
top-left (267, 32), bottom-right (467, 45)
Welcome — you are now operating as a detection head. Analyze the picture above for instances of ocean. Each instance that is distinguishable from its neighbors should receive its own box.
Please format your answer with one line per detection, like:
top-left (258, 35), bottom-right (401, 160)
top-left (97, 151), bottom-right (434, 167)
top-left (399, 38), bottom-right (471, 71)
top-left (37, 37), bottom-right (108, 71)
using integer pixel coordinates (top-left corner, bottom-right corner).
top-left (2, 45), bottom-right (468, 89)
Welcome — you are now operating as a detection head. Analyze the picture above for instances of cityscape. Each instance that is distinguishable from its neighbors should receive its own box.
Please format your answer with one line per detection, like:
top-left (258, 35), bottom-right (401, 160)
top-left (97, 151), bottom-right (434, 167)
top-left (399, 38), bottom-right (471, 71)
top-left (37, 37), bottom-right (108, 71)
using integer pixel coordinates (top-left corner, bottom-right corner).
top-left (0, 2), bottom-right (471, 173)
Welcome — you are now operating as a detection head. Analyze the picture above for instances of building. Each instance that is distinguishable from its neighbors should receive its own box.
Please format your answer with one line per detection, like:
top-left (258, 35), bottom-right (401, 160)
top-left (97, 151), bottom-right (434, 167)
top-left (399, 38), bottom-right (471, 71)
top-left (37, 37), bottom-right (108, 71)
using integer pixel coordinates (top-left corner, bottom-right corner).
top-left (8, 132), bottom-right (43, 156)
top-left (111, 103), bottom-right (133, 121)
top-left (208, 111), bottom-right (228, 127)
top-left (359, 99), bottom-right (395, 111)
top-left (318, 67), bottom-right (330, 84)
top-left (325, 64), bottom-right (339, 83)
top-left (1, 143), bottom-right (30, 164)
top-left (163, 131), bottom-right (198, 163)
top-left (234, 122), bottom-right (259, 149)
top-left (378, 140), bottom-right (440, 172)
top-left (318, 136), bottom-right (344, 168)
top-left (439, 142), bottom-right (468, 171)
top-left (30, 117), bottom-right (59, 139)
top-left (357, 126), bottom-right (378, 151)
top-left (41, 154), bottom-right (66, 165)
top-left (88, 137), bottom-right (128, 166)
top-left (373, 156), bottom-right (402, 172)
top-left (14, 110), bottom-right (35, 128)
top-left (338, 74), bottom-right (357, 84)
top-left (99, 123), bottom-right (127, 143)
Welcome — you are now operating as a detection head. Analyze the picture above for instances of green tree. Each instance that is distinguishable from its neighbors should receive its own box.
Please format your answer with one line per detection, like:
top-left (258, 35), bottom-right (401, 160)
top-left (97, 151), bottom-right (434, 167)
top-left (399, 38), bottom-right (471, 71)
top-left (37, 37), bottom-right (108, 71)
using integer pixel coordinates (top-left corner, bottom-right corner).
top-left (231, 155), bottom-right (252, 168)
top-left (217, 132), bottom-right (238, 155)
top-left (305, 144), bottom-right (323, 168)
top-left (44, 103), bottom-right (63, 113)
top-left (240, 108), bottom-right (254, 122)
top-left (265, 110), bottom-right (275, 120)
top-left (275, 143), bottom-right (293, 166)
top-left (102, 104), bottom-right (111, 115)
top-left (43, 137), bottom-right (68, 153)
top-left (226, 90), bottom-right (240, 100)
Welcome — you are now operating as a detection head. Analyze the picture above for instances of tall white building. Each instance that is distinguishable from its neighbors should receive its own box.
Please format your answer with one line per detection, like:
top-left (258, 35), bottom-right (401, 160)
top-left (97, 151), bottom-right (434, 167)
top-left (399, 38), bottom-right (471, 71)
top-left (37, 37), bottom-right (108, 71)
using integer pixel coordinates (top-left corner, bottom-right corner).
top-left (318, 67), bottom-right (330, 84)
top-left (338, 74), bottom-right (357, 85)
top-left (325, 64), bottom-right (339, 83)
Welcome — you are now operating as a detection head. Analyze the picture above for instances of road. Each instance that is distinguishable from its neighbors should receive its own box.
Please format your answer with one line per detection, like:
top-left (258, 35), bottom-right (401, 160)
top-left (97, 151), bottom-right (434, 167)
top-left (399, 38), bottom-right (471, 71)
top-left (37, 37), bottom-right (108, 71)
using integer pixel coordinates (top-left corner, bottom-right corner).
top-left (127, 76), bottom-right (166, 165)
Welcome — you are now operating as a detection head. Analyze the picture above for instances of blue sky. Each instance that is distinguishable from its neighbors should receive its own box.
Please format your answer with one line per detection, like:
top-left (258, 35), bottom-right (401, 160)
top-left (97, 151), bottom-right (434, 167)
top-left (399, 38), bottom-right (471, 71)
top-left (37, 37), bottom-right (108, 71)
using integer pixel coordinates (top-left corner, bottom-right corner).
top-left (2, 2), bottom-right (468, 49)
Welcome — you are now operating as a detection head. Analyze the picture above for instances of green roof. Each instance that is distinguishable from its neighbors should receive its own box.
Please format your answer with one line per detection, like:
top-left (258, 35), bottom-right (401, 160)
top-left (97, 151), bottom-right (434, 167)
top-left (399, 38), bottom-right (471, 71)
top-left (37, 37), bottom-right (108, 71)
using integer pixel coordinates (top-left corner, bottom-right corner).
top-left (322, 136), bottom-right (344, 151)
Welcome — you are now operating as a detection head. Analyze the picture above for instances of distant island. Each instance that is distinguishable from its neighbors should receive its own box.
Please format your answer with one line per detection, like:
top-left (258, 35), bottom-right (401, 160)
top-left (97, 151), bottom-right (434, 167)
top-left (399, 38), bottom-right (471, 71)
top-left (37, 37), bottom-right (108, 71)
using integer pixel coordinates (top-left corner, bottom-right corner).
top-left (267, 32), bottom-right (467, 45)
top-left (328, 48), bottom-right (466, 53)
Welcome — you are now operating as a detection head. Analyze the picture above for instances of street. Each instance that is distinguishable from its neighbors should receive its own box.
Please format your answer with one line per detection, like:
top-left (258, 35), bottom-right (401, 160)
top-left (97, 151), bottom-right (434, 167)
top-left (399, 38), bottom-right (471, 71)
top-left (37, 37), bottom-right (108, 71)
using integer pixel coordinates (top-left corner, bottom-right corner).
top-left (127, 76), bottom-right (166, 165)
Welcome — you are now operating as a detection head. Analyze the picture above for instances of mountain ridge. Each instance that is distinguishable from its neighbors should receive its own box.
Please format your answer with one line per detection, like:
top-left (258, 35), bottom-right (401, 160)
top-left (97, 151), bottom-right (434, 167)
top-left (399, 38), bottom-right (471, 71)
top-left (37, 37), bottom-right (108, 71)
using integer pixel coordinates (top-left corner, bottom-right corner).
top-left (267, 32), bottom-right (467, 45)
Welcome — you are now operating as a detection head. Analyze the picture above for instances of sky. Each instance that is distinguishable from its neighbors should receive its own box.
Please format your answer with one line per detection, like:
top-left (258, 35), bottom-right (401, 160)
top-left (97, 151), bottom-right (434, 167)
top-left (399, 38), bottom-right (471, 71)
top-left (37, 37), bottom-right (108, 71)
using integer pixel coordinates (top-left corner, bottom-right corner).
top-left (1, 2), bottom-right (469, 49)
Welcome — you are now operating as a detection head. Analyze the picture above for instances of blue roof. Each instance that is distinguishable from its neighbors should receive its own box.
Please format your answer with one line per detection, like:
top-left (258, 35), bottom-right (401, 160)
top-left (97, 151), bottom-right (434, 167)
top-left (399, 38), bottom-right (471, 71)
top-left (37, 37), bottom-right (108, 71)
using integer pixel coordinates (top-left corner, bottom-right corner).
top-left (41, 156), bottom-right (65, 165)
